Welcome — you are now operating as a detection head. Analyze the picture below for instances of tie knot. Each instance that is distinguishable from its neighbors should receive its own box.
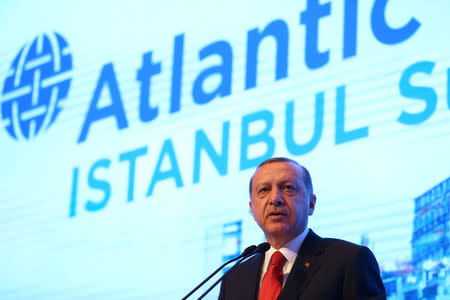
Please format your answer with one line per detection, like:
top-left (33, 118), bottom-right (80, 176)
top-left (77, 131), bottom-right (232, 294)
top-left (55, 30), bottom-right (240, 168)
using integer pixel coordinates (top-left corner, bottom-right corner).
top-left (270, 251), bottom-right (286, 267)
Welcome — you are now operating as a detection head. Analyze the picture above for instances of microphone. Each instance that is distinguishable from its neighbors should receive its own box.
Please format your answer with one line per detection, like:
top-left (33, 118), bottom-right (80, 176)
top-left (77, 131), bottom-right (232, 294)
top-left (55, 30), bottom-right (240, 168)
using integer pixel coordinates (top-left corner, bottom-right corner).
top-left (197, 242), bottom-right (270, 300)
top-left (181, 244), bottom-right (257, 300)
top-left (241, 244), bottom-right (259, 256)
top-left (255, 242), bottom-right (270, 253)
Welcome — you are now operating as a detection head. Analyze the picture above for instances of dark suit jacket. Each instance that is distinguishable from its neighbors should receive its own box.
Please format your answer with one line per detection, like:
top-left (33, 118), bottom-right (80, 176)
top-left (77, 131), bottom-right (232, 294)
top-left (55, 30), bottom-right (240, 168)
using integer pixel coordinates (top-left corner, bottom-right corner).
top-left (219, 230), bottom-right (386, 300)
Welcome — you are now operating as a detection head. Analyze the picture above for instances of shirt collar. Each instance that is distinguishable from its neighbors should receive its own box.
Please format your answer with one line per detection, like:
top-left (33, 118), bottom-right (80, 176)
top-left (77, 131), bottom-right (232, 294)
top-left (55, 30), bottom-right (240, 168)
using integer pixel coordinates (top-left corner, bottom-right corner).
top-left (266, 227), bottom-right (309, 264)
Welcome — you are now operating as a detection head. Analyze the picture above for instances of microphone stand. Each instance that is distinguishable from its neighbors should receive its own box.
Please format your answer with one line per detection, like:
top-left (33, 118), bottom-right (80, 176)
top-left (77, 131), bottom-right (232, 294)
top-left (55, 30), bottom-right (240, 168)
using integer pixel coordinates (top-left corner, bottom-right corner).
top-left (197, 255), bottom-right (250, 300)
top-left (181, 245), bottom-right (256, 300)
top-left (197, 242), bottom-right (270, 300)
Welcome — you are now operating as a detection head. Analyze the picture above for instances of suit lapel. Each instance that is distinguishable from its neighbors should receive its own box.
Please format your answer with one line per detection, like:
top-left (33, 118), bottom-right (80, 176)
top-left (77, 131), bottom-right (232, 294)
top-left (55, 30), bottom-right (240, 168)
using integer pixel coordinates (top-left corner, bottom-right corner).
top-left (278, 230), bottom-right (325, 300)
top-left (238, 253), bottom-right (264, 300)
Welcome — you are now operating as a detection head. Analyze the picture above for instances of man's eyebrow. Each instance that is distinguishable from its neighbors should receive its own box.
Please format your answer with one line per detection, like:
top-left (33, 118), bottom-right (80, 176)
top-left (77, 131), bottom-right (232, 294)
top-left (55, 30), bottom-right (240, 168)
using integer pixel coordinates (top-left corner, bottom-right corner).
top-left (255, 178), bottom-right (299, 187)
top-left (279, 177), bottom-right (299, 184)
top-left (255, 181), bottom-right (271, 187)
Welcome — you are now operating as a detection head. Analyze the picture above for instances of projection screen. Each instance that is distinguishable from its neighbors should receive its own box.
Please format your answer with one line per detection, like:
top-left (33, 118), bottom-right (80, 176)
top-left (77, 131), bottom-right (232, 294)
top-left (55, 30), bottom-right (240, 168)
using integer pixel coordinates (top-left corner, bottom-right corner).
top-left (1, 0), bottom-right (449, 299)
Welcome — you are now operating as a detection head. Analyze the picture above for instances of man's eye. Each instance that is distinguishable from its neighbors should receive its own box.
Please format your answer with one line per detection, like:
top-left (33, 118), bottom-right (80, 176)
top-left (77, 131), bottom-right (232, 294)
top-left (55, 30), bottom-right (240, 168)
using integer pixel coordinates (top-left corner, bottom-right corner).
top-left (283, 185), bottom-right (295, 192)
top-left (259, 187), bottom-right (268, 194)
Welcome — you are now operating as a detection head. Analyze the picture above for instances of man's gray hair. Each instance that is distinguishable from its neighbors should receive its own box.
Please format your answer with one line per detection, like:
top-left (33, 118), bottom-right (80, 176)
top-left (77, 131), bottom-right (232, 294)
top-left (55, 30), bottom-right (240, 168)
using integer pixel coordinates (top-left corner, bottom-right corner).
top-left (249, 157), bottom-right (313, 196)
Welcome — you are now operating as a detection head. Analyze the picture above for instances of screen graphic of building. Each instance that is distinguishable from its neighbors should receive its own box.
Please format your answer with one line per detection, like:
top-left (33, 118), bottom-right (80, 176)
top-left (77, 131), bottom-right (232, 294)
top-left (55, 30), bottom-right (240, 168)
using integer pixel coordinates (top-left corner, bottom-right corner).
top-left (382, 176), bottom-right (450, 300)
top-left (410, 176), bottom-right (450, 299)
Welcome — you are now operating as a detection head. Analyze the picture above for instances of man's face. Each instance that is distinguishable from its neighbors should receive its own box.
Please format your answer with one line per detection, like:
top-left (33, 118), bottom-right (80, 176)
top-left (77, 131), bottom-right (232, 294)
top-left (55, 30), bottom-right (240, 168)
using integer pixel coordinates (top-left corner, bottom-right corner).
top-left (249, 162), bottom-right (316, 248)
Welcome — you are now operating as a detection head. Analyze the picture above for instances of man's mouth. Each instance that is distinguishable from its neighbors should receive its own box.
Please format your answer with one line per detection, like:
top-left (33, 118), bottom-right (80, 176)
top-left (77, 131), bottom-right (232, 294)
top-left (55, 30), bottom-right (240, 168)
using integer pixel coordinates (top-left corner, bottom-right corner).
top-left (269, 212), bottom-right (285, 217)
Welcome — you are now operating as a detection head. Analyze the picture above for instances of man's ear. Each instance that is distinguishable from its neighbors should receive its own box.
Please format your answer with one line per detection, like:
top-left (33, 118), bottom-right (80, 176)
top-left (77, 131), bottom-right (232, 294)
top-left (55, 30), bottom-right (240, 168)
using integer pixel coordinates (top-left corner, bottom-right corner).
top-left (308, 194), bottom-right (316, 216)
top-left (249, 200), bottom-right (256, 220)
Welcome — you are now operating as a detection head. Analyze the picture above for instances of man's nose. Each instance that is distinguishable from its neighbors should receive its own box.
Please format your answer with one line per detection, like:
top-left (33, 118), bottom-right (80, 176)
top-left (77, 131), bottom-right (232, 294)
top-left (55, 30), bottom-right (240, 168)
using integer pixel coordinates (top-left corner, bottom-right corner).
top-left (269, 188), bottom-right (284, 206)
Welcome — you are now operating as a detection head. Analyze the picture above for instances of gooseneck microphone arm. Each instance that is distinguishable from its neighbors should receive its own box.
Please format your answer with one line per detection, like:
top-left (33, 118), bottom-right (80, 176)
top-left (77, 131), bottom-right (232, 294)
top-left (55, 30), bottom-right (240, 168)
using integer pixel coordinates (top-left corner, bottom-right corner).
top-left (181, 245), bottom-right (257, 300)
top-left (197, 242), bottom-right (270, 300)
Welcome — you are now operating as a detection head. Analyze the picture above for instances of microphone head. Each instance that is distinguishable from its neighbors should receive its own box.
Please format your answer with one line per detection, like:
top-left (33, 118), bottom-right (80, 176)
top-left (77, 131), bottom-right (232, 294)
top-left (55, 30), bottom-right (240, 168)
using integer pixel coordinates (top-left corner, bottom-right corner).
top-left (256, 242), bottom-right (270, 253)
top-left (242, 245), bottom-right (257, 256)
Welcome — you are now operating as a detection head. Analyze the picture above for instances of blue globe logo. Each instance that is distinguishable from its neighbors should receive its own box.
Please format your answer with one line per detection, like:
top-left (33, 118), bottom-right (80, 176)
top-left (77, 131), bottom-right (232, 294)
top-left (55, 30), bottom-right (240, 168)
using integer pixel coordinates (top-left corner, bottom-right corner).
top-left (1, 32), bottom-right (72, 141)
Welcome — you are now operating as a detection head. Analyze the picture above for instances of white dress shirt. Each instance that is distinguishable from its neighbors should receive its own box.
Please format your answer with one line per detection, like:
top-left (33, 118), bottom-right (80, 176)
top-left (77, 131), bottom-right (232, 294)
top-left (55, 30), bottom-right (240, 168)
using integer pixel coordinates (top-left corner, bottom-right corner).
top-left (259, 227), bottom-right (309, 288)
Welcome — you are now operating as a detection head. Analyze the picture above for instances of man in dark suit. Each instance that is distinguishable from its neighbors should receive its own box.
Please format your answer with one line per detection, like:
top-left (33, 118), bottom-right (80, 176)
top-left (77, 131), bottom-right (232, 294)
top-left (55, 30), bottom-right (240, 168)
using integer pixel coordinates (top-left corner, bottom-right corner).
top-left (219, 157), bottom-right (386, 300)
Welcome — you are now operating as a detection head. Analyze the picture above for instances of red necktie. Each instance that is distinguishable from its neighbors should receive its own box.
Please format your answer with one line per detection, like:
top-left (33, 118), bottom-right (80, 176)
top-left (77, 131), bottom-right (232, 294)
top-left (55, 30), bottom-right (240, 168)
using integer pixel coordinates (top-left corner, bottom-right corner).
top-left (258, 251), bottom-right (287, 300)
